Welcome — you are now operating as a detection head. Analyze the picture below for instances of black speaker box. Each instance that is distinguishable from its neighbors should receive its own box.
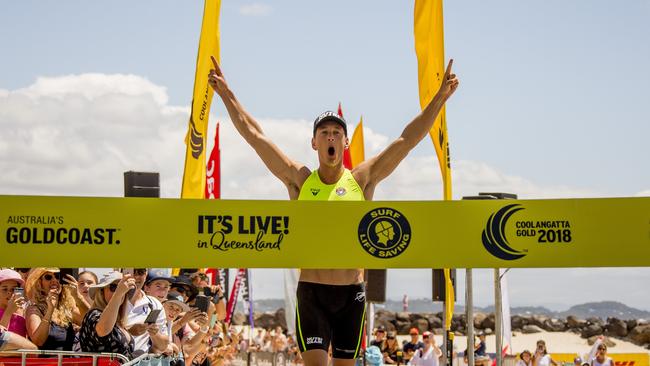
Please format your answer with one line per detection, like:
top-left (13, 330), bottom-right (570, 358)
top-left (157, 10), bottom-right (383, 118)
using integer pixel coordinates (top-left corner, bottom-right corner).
top-left (365, 269), bottom-right (387, 303)
top-left (124, 171), bottom-right (160, 198)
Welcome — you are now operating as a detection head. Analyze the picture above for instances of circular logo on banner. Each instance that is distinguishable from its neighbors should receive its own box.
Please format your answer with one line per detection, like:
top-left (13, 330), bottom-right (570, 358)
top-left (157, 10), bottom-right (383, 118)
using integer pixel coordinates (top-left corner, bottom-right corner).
top-left (358, 207), bottom-right (411, 258)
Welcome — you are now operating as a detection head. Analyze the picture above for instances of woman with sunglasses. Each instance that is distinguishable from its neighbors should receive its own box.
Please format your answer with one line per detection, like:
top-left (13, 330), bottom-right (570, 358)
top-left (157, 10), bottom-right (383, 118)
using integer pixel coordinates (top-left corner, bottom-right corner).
top-left (25, 268), bottom-right (83, 350)
top-left (382, 331), bottom-right (403, 364)
top-left (408, 331), bottom-right (442, 366)
top-left (79, 271), bottom-right (136, 358)
top-left (590, 343), bottom-right (613, 366)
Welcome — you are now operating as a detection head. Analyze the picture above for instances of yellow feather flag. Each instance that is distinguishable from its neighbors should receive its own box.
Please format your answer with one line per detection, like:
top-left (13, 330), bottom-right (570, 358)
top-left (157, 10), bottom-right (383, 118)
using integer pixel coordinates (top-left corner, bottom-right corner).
top-left (414, 0), bottom-right (454, 330)
top-left (349, 117), bottom-right (365, 168)
top-left (181, 0), bottom-right (222, 198)
top-left (414, 0), bottom-right (451, 201)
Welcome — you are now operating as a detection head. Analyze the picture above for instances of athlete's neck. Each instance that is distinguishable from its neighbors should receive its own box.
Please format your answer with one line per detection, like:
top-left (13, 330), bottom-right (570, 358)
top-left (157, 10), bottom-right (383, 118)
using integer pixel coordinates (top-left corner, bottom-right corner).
top-left (317, 164), bottom-right (345, 185)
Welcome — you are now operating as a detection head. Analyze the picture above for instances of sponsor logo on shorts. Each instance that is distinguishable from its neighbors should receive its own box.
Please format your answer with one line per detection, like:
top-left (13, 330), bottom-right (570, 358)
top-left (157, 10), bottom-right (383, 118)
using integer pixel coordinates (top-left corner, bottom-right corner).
top-left (354, 291), bottom-right (365, 302)
top-left (306, 337), bottom-right (323, 345)
top-left (358, 207), bottom-right (411, 258)
top-left (310, 188), bottom-right (320, 196)
top-left (335, 187), bottom-right (347, 196)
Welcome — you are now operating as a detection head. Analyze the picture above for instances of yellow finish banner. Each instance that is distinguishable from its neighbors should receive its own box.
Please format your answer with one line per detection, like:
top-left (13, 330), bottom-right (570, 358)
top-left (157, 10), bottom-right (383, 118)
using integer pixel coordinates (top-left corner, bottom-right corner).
top-left (1, 195), bottom-right (648, 268)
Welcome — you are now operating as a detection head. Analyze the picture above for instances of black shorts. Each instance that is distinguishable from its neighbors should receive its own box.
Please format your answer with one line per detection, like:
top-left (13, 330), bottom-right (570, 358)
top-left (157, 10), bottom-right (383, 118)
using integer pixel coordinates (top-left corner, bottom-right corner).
top-left (295, 281), bottom-right (366, 359)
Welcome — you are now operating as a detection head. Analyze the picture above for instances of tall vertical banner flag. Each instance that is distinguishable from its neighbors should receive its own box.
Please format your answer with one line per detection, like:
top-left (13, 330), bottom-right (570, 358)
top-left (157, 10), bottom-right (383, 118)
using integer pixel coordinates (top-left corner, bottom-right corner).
top-left (339, 103), bottom-right (354, 170)
top-left (205, 122), bottom-right (221, 199)
top-left (414, 0), bottom-right (455, 330)
top-left (241, 269), bottom-right (254, 329)
top-left (349, 117), bottom-right (365, 168)
top-left (225, 268), bottom-right (245, 324)
top-left (181, 0), bottom-right (221, 198)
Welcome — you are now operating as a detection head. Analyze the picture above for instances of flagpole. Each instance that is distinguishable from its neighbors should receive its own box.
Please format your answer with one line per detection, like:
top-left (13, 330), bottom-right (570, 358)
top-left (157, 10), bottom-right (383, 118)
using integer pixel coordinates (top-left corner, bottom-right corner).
top-left (466, 269), bottom-right (475, 366)
top-left (495, 268), bottom-right (502, 366)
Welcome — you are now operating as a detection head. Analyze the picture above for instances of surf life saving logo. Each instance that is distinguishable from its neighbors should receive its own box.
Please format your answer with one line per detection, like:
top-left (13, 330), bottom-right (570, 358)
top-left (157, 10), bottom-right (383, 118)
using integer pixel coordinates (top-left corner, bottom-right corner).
top-left (358, 207), bottom-right (411, 258)
top-left (482, 204), bottom-right (526, 260)
top-left (482, 204), bottom-right (574, 260)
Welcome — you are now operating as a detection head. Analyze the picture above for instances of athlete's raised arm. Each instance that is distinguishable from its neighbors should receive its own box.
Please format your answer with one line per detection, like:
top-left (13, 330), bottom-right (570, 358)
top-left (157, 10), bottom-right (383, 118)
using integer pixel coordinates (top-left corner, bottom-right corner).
top-left (208, 56), bottom-right (309, 192)
top-left (353, 59), bottom-right (459, 195)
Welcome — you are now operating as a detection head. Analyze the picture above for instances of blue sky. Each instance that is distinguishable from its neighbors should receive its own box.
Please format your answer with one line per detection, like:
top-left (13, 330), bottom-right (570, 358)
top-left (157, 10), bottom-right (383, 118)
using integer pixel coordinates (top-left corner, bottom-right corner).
top-left (1, 1), bottom-right (649, 309)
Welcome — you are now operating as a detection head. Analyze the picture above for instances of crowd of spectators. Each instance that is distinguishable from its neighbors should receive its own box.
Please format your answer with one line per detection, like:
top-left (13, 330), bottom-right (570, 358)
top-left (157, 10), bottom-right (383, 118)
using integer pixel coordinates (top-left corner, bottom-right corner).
top-left (0, 267), bottom-right (238, 366)
top-left (0, 267), bottom-right (306, 366)
top-left (1, 267), bottom-right (618, 366)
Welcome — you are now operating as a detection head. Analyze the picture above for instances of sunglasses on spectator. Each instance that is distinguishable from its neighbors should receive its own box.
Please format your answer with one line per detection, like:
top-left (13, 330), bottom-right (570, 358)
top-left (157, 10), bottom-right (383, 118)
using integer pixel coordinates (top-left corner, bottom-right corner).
top-left (172, 286), bottom-right (189, 293)
top-left (423, 335), bottom-right (430, 339)
top-left (42, 273), bottom-right (60, 281)
top-left (108, 283), bottom-right (119, 292)
top-left (134, 269), bottom-right (147, 276)
top-left (387, 336), bottom-right (395, 340)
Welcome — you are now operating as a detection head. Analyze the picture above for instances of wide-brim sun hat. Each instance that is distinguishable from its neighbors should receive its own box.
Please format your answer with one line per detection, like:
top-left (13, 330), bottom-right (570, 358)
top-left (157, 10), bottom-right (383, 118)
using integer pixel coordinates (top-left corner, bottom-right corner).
top-left (0, 269), bottom-right (25, 287)
top-left (163, 293), bottom-right (190, 312)
top-left (25, 267), bottom-right (60, 301)
top-left (88, 271), bottom-right (123, 299)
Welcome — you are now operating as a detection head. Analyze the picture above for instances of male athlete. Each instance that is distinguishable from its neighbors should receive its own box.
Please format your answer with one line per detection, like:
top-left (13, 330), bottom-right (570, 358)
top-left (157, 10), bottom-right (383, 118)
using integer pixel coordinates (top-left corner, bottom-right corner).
top-left (208, 56), bottom-right (459, 366)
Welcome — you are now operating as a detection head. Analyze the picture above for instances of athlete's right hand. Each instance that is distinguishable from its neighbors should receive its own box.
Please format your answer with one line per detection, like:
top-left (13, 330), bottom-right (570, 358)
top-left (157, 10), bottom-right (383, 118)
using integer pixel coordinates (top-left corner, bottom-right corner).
top-left (208, 56), bottom-right (229, 96)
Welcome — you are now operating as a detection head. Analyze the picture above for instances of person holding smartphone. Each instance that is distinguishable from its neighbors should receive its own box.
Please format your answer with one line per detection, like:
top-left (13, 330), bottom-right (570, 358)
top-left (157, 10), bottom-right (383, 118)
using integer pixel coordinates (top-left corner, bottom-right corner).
top-left (125, 268), bottom-right (172, 357)
top-left (79, 271), bottom-right (136, 358)
top-left (25, 268), bottom-right (83, 351)
top-left (0, 269), bottom-right (28, 337)
top-left (533, 340), bottom-right (560, 366)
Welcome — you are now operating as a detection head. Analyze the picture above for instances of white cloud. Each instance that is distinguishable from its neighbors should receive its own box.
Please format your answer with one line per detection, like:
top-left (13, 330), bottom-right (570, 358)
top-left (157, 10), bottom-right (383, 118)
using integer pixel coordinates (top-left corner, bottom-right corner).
top-left (239, 3), bottom-right (272, 17)
top-left (1, 74), bottom-right (647, 307)
top-left (635, 189), bottom-right (650, 197)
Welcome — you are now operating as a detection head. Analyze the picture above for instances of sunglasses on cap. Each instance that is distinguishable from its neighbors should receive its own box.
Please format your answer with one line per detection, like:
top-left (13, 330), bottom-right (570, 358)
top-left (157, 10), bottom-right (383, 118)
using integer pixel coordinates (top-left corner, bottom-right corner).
top-left (172, 285), bottom-right (191, 294)
top-left (42, 273), bottom-right (60, 281)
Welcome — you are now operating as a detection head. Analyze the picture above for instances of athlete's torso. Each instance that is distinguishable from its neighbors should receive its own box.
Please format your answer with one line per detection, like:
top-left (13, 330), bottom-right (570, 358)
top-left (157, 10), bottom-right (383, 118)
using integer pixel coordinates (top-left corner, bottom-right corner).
top-left (297, 169), bottom-right (365, 285)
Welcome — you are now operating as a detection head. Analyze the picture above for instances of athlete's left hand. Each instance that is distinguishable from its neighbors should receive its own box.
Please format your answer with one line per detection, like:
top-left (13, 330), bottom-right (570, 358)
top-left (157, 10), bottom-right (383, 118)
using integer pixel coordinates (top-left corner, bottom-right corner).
top-left (438, 59), bottom-right (459, 101)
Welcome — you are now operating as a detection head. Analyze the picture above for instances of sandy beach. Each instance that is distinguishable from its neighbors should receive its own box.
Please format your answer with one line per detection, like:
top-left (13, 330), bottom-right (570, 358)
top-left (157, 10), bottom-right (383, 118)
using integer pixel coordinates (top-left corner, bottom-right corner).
top-left (401, 331), bottom-right (650, 355)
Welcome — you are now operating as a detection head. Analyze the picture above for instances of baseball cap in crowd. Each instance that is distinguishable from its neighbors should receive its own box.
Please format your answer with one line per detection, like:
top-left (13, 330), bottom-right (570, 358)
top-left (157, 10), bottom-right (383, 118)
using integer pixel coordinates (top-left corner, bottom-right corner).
top-left (409, 327), bottom-right (419, 335)
top-left (164, 293), bottom-right (190, 312)
top-left (313, 111), bottom-right (347, 136)
top-left (0, 269), bottom-right (24, 286)
top-left (146, 268), bottom-right (174, 285)
top-left (88, 271), bottom-right (123, 299)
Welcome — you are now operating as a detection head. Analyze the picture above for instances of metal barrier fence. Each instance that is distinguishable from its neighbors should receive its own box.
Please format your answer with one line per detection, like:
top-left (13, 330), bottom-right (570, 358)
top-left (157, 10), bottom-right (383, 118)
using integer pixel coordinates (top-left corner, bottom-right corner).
top-left (0, 350), bottom-right (129, 366)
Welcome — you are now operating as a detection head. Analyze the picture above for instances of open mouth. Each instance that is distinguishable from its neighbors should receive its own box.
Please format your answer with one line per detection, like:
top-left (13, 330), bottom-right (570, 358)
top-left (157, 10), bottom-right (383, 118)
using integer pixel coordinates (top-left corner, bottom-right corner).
top-left (328, 147), bottom-right (335, 156)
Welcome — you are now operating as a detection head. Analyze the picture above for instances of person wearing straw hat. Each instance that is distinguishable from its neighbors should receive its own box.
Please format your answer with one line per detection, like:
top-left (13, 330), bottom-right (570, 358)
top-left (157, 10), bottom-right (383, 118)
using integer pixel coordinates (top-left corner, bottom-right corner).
top-left (79, 271), bottom-right (137, 359)
top-left (0, 269), bottom-right (28, 337)
top-left (24, 267), bottom-right (83, 350)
